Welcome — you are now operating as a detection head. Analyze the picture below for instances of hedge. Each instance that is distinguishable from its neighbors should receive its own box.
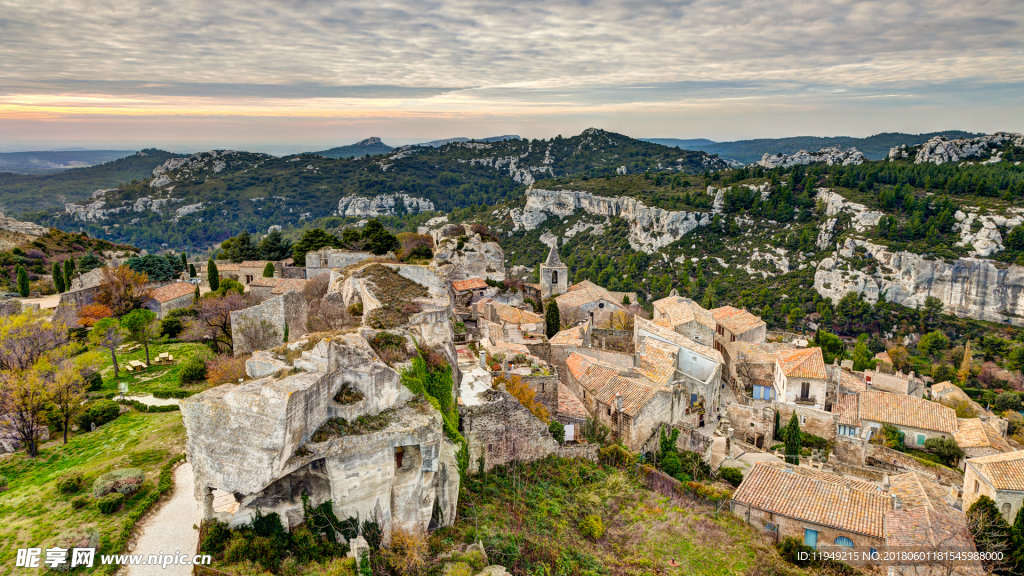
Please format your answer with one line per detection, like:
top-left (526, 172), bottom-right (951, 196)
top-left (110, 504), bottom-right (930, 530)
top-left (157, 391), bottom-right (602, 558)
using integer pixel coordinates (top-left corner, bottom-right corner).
top-left (96, 493), bottom-right (125, 514)
top-left (152, 389), bottom-right (195, 399)
top-left (118, 399), bottom-right (180, 413)
top-left (57, 471), bottom-right (84, 494)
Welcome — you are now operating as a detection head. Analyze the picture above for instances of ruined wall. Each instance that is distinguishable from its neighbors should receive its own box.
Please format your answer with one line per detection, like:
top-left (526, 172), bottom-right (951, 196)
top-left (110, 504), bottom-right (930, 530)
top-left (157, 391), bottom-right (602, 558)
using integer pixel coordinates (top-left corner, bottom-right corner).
top-left (230, 290), bottom-right (308, 356)
top-left (518, 374), bottom-right (560, 415)
top-left (775, 403), bottom-right (837, 442)
top-left (866, 444), bottom-right (962, 486)
top-left (727, 404), bottom-right (775, 447)
top-left (306, 249), bottom-right (374, 278)
top-left (460, 389), bottom-right (559, 472)
top-left (832, 437), bottom-right (867, 466)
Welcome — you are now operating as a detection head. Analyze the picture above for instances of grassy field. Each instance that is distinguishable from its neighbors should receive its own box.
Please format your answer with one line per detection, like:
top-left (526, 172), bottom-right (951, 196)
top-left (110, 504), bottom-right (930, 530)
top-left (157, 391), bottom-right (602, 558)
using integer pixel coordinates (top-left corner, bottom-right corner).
top-left (94, 341), bottom-right (211, 396)
top-left (433, 457), bottom-right (812, 576)
top-left (0, 411), bottom-right (186, 576)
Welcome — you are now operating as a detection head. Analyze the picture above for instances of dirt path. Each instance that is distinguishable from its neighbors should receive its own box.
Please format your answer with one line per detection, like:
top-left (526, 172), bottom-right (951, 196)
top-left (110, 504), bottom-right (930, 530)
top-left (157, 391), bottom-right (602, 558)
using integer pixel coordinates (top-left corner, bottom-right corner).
top-left (122, 462), bottom-right (200, 576)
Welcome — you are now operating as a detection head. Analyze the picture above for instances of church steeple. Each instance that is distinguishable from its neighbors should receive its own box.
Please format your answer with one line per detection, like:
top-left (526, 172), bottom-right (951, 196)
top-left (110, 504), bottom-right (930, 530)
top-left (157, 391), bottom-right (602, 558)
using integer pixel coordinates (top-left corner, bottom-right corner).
top-left (544, 239), bottom-right (563, 267)
top-left (540, 237), bottom-right (568, 298)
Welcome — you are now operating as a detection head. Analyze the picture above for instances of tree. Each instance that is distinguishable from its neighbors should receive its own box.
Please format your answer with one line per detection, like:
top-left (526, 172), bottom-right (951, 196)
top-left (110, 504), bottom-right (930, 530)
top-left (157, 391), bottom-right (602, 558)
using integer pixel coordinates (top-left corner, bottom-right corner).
top-left (1009, 507), bottom-right (1024, 573)
top-left (918, 330), bottom-right (950, 359)
top-left (851, 339), bottom-right (876, 371)
top-left (89, 318), bottom-right (125, 379)
top-left (49, 353), bottom-right (98, 444)
top-left (183, 293), bottom-right (248, 353)
top-left (126, 254), bottom-right (176, 282)
top-left (95, 266), bottom-right (150, 317)
top-left (234, 317), bottom-right (281, 353)
top-left (0, 369), bottom-right (49, 457)
top-left (263, 262), bottom-right (275, 278)
top-left (958, 340), bottom-right (974, 384)
top-left (888, 346), bottom-right (911, 373)
top-left (207, 259), bottom-right (220, 291)
top-left (63, 258), bottom-right (76, 290)
top-left (545, 300), bottom-right (560, 338)
top-left (181, 253), bottom-right (188, 272)
top-left (836, 291), bottom-right (870, 333)
top-left (77, 303), bottom-right (113, 327)
top-left (258, 229), bottom-right (293, 261)
top-left (52, 262), bottom-right (65, 293)
top-left (16, 265), bottom-right (29, 297)
top-left (783, 413), bottom-right (801, 464)
top-left (120, 309), bottom-right (158, 366)
top-left (921, 296), bottom-right (944, 327)
top-left (194, 284), bottom-right (200, 302)
top-left (222, 231), bottom-right (261, 263)
top-left (0, 309), bottom-right (71, 371)
top-left (996, 391), bottom-right (1022, 413)
top-left (932, 363), bottom-right (956, 384)
top-left (292, 228), bottom-right (340, 266)
top-left (923, 437), bottom-right (963, 467)
top-left (189, 263), bottom-right (197, 278)
top-left (811, 330), bottom-right (845, 364)
top-left (968, 495), bottom-right (1010, 563)
top-left (362, 219), bottom-right (400, 256)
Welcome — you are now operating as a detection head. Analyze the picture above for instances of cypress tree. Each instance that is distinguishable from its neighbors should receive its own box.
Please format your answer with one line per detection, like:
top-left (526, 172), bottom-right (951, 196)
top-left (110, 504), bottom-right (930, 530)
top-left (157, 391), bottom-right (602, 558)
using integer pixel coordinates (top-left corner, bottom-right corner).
top-left (16, 265), bottom-right (29, 297)
top-left (783, 413), bottom-right (801, 464)
top-left (207, 259), bottom-right (219, 291)
top-left (1009, 506), bottom-right (1024, 571)
top-left (189, 264), bottom-right (197, 278)
top-left (263, 262), bottom-right (275, 277)
top-left (194, 284), bottom-right (200, 302)
top-left (63, 258), bottom-right (76, 290)
top-left (181, 253), bottom-right (188, 270)
top-left (52, 262), bottom-right (65, 293)
top-left (545, 299), bottom-right (560, 338)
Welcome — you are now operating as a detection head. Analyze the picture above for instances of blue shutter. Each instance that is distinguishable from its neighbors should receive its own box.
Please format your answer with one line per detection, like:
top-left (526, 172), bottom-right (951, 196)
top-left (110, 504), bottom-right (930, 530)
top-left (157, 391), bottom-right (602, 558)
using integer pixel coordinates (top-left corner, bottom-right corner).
top-left (804, 529), bottom-right (818, 549)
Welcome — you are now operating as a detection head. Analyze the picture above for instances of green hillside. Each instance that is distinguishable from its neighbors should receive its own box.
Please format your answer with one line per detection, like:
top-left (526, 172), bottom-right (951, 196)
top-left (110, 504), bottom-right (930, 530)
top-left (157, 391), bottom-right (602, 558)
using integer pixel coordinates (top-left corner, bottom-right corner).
top-left (0, 150), bottom-right (135, 175)
top-left (312, 137), bottom-right (394, 158)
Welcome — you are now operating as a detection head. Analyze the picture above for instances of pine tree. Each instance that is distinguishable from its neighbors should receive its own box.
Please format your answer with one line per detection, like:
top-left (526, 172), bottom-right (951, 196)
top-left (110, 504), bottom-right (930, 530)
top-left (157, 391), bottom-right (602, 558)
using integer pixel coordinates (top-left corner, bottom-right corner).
top-left (16, 265), bottom-right (29, 297)
top-left (207, 259), bottom-right (220, 291)
top-left (968, 495), bottom-right (1010, 559)
top-left (783, 413), bottom-right (801, 464)
top-left (545, 299), bottom-right (560, 338)
top-left (63, 258), bottom-right (76, 290)
top-left (263, 262), bottom-right (275, 278)
top-left (52, 262), bottom-right (65, 293)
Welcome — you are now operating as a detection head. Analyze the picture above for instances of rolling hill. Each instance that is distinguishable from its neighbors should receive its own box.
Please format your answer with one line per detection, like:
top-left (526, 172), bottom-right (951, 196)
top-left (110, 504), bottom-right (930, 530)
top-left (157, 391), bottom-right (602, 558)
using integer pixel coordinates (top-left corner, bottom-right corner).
top-left (312, 137), bottom-right (394, 158)
top-left (0, 150), bottom-right (136, 174)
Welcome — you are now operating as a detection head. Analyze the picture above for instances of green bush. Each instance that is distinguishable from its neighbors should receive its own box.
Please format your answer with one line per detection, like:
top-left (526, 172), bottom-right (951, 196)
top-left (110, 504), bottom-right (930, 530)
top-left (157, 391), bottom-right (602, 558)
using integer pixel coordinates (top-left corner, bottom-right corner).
top-left (52, 528), bottom-right (100, 571)
top-left (71, 495), bottom-right (90, 509)
top-left (200, 520), bottom-right (234, 556)
top-left (578, 514), bottom-right (605, 541)
top-left (79, 399), bottom-right (122, 430)
top-left (996, 391), bottom-right (1022, 413)
top-left (96, 492), bottom-right (125, 514)
top-left (719, 467), bottom-right (744, 487)
top-left (57, 471), bottom-right (84, 494)
top-left (223, 535), bottom-right (282, 573)
top-left (86, 372), bottom-right (103, 392)
top-left (548, 420), bottom-right (565, 444)
top-left (160, 318), bottom-right (184, 338)
top-left (93, 468), bottom-right (146, 498)
top-left (153, 388), bottom-right (192, 399)
top-left (179, 356), bottom-right (208, 383)
top-left (119, 399), bottom-right (180, 413)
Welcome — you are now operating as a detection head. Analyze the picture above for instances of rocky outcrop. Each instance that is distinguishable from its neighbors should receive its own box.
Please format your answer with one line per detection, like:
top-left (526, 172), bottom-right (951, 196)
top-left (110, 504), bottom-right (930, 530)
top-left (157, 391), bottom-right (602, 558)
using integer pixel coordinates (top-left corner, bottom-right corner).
top-left (510, 188), bottom-right (712, 254)
top-left (756, 147), bottom-right (865, 169)
top-left (889, 132), bottom-right (1024, 165)
top-left (337, 193), bottom-right (435, 217)
top-left (431, 227), bottom-right (506, 282)
top-left (0, 212), bottom-right (48, 238)
top-left (814, 238), bottom-right (1024, 325)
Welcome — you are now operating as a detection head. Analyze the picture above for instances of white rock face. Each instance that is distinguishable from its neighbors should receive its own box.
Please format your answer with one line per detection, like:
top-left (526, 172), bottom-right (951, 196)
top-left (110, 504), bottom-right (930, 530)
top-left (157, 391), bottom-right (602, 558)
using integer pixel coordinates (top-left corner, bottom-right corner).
top-left (891, 132), bottom-right (1024, 165)
top-left (756, 147), bottom-right (865, 169)
top-left (150, 174), bottom-right (172, 188)
top-left (814, 238), bottom-right (1024, 325)
top-left (431, 227), bottom-right (506, 281)
top-left (337, 193), bottom-right (435, 217)
top-left (510, 188), bottom-right (712, 254)
top-left (707, 183), bottom-right (770, 214)
top-left (818, 189), bottom-right (884, 232)
top-left (0, 212), bottom-right (48, 238)
top-left (175, 203), bottom-right (204, 220)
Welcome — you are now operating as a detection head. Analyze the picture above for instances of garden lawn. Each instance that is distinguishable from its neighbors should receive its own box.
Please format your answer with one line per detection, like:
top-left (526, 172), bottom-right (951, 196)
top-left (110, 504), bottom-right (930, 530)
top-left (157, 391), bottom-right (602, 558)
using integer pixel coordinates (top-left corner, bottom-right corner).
top-left (94, 341), bottom-right (210, 396)
top-left (0, 411), bottom-right (186, 576)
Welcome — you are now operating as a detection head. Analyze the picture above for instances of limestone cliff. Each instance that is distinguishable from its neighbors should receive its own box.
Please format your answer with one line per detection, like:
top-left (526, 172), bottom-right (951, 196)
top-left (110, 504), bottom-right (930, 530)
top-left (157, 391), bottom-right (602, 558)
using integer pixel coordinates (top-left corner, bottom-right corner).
top-left (755, 147), bottom-right (865, 169)
top-left (888, 132), bottom-right (1024, 165)
top-left (336, 193), bottom-right (435, 217)
top-left (430, 224), bottom-right (506, 282)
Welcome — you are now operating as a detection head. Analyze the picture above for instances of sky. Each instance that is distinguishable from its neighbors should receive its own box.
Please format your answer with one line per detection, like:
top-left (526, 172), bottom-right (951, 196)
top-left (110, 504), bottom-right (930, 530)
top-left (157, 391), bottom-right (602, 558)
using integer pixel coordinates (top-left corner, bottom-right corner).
top-left (1, 0), bottom-right (1022, 154)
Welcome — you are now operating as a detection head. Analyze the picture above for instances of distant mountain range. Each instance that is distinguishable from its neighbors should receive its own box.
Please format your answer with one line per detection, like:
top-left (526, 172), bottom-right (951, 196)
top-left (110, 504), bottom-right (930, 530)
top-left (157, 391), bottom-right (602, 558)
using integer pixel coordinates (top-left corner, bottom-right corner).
top-left (643, 131), bottom-right (984, 163)
top-left (312, 137), bottom-right (395, 159)
top-left (0, 150), bottom-right (136, 174)
top-left (417, 135), bottom-right (521, 147)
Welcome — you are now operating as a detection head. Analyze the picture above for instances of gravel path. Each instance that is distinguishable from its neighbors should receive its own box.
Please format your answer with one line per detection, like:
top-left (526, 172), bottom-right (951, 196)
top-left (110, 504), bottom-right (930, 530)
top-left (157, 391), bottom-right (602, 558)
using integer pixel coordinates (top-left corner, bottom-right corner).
top-left (123, 462), bottom-right (200, 576)
top-left (124, 395), bottom-right (182, 407)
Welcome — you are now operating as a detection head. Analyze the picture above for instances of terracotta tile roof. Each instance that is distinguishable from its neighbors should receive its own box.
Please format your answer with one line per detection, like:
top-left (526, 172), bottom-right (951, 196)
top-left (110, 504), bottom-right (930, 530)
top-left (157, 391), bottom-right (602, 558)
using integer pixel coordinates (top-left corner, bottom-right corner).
top-left (955, 419), bottom-right (1013, 452)
top-left (875, 351), bottom-right (892, 364)
top-left (732, 462), bottom-right (890, 538)
top-left (238, 260), bottom-right (272, 268)
top-left (217, 263), bottom-right (240, 272)
top-left (148, 282), bottom-right (195, 303)
top-left (966, 451), bottom-right (1024, 491)
top-left (653, 296), bottom-right (697, 327)
top-left (839, 371), bottom-right (867, 393)
top-left (776, 347), bottom-right (827, 380)
top-left (635, 316), bottom-right (724, 364)
top-left (833, 393), bottom-right (861, 426)
top-left (270, 278), bottom-right (308, 294)
top-left (565, 352), bottom-right (597, 380)
top-left (490, 301), bottom-right (543, 325)
top-left (711, 306), bottom-right (766, 335)
top-left (572, 358), bottom-right (665, 418)
top-left (557, 386), bottom-right (589, 421)
top-left (555, 280), bottom-right (623, 310)
top-left (725, 340), bottom-right (789, 364)
top-left (884, 507), bottom-right (978, 566)
top-left (857, 390), bottom-right (958, 434)
top-left (549, 325), bottom-right (584, 345)
top-left (452, 277), bottom-right (489, 292)
top-left (769, 462), bottom-right (883, 494)
top-left (889, 472), bottom-right (960, 512)
top-left (635, 338), bottom-right (678, 385)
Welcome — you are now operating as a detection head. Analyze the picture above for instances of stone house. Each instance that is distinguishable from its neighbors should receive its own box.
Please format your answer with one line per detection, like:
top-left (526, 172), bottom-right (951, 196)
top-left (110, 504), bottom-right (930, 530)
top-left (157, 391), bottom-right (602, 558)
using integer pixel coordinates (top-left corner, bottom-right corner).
top-left (539, 241), bottom-right (568, 298)
top-left (955, 419), bottom-right (1013, 467)
top-left (731, 462), bottom-right (890, 550)
top-left (773, 347), bottom-right (829, 409)
top-left (451, 277), bottom-right (489, 308)
top-left (143, 281), bottom-right (196, 318)
top-left (554, 280), bottom-right (629, 328)
top-left (711, 306), bottom-right (766, 355)
top-left (460, 387), bottom-right (559, 472)
top-left (555, 385), bottom-right (589, 441)
top-left (964, 451), bottom-right (1024, 523)
top-left (549, 321), bottom-right (591, 347)
top-left (304, 248), bottom-right (375, 278)
top-left (651, 294), bottom-right (716, 347)
top-left (855, 390), bottom-right (959, 448)
top-left (724, 340), bottom-right (795, 396)
top-left (475, 299), bottom-right (544, 336)
top-left (248, 277), bottom-right (308, 303)
top-left (863, 368), bottom-right (923, 397)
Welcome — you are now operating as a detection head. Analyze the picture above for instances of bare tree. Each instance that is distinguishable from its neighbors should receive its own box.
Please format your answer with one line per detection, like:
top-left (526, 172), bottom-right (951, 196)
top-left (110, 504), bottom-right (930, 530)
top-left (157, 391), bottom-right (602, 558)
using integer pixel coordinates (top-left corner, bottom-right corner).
top-left (89, 318), bottom-right (125, 378)
top-left (0, 370), bottom-right (49, 457)
top-left (235, 317), bottom-right (281, 353)
top-left (49, 356), bottom-right (96, 444)
top-left (307, 293), bottom-right (355, 332)
top-left (610, 309), bottom-right (634, 331)
top-left (0, 309), bottom-right (70, 371)
top-left (184, 292), bottom-right (248, 353)
top-left (94, 265), bottom-right (151, 316)
top-left (561, 306), bottom-right (589, 329)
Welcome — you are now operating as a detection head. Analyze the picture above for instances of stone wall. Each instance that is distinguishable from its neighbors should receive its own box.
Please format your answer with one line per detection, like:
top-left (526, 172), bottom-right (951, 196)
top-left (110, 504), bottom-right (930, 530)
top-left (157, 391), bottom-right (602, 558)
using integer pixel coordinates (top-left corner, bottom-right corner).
top-left (230, 290), bottom-right (308, 356)
top-left (460, 388), bottom-right (559, 472)
top-left (775, 403), bottom-right (837, 442)
top-left (305, 249), bottom-right (374, 278)
top-left (866, 444), bottom-right (962, 486)
top-left (727, 404), bottom-right (775, 448)
top-left (519, 374), bottom-right (559, 415)
top-left (731, 500), bottom-right (885, 550)
top-left (832, 437), bottom-right (867, 466)
top-left (829, 461), bottom-right (886, 482)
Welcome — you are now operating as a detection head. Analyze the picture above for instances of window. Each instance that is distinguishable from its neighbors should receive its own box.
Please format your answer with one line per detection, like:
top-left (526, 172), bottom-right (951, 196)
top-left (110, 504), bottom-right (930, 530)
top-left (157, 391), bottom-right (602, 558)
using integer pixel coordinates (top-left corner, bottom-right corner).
top-left (551, 270), bottom-right (558, 285)
top-left (917, 434), bottom-right (926, 446)
top-left (975, 480), bottom-right (980, 493)
top-left (1003, 503), bottom-right (1012, 518)
top-left (834, 536), bottom-right (854, 548)
top-left (866, 375), bottom-right (872, 383)
top-left (800, 415), bottom-right (807, 425)
top-left (804, 529), bottom-right (818, 549)
top-left (869, 548), bottom-right (877, 558)
top-left (541, 383), bottom-right (545, 392)
top-left (599, 302), bottom-right (604, 309)
top-left (607, 407), bottom-right (611, 415)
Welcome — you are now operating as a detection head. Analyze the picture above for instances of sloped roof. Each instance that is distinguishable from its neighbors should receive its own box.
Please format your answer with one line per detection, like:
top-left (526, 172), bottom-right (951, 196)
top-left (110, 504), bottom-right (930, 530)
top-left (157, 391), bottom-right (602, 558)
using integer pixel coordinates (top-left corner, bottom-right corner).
top-left (653, 296), bottom-right (696, 326)
top-left (635, 316), bottom-right (724, 364)
top-left (884, 507), bottom-right (978, 564)
top-left (238, 260), bottom-right (272, 268)
top-left (572, 358), bottom-right (666, 417)
top-left (712, 306), bottom-right (766, 335)
top-left (148, 282), bottom-right (195, 303)
top-left (635, 338), bottom-right (678, 385)
top-left (955, 419), bottom-right (1013, 452)
top-left (557, 386), bottom-right (589, 421)
top-left (732, 462), bottom-right (890, 538)
top-left (452, 277), bottom-right (489, 292)
top-left (889, 472), bottom-right (960, 512)
top-left (966, 451), bottom-right (1024, 491)
top-left (857, 390), bottom-right (957, 434)
top-left (549, 325), bottom-right (584, 345)
top-left (725, 340), bottom-right (791, 364)
top-left (833, 393), bottom-right (861, 426)
top-left (555, 280), bottom-right (622, 310)
top-left (866, 369), bottom-right (912, 395)
top-left (490, 301), bottom-right (543, 325)
top-left (776, 347), bottom-right (827, 380)
top-left (543, 243), bottom-right (564, 268)
top-left (250, 277), bottom-right (307, 294)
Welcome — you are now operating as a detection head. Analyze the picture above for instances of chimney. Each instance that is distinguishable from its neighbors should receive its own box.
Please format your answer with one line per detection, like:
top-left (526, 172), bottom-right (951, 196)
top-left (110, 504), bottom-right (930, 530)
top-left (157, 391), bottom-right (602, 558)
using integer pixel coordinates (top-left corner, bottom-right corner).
top-left (891, 495), bottom-right (902, 510)
top-left (616, 393), bottom-right (623, 413)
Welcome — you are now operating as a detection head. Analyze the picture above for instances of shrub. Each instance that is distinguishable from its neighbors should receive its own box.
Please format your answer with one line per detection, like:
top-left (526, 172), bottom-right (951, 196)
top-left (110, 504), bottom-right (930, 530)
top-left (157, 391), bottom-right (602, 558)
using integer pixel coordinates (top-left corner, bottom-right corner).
top-left (996, 391), bottom-right (1022, 413)
top-left (93, 468), bottom-right (145, 498)
top-left (96, 492), bottom-right (125, 514)
top-left (223, 535), bottom-right (283, 573)
top-left (160, 317), bottom-right (184, 338)
top-left (578, 514), bottom-right (604, 541)
top-left (380, 522), bottom-right (429, 575)
top-left (179, 355), bottom-right (208, 383)
top-left (719, 467), bottom-right (744, 487)
top-left (52, 528), bottom-right (100, 571)
top-left (548, 420), bottom-right (565, 443)
top-left (71, 495), bottom-right (90, 509)
top-left (57, 471), bottom-right (84, 494)
top-left (153, 388), bottom-right (191, 399)
top-left (86, 371), bottom-right (103, 391)
top-left (79, 399), bottom-right (122, 429)
top-left (200, 520), bottom-right (234, 556)
top-left (598, 444), bottom-right (636, 468)
top-left (0, 475), bottom-right (7, 493)
top-left (207, 355), bottom-right (248, 385)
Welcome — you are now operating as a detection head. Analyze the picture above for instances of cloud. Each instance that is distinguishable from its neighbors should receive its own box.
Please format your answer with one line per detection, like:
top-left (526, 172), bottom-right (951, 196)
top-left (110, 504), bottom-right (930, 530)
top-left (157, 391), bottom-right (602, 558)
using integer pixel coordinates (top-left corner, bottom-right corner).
top-left (0, 0), bottom-right (1021, 141)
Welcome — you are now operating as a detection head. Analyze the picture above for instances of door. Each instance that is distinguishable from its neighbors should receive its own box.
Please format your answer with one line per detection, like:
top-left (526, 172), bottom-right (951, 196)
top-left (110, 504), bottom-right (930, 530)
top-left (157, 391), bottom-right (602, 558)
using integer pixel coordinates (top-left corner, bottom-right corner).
top-left (804, 529), bottom-right (818, 549)
top-left (800, 381), bottom-right (810, 399)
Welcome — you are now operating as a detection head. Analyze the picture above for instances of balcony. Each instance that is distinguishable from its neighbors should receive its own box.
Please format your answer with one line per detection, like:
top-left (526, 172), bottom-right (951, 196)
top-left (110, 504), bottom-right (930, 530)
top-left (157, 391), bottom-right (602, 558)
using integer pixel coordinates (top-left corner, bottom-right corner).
top-left (794, 396), bottom-right (817, 406)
